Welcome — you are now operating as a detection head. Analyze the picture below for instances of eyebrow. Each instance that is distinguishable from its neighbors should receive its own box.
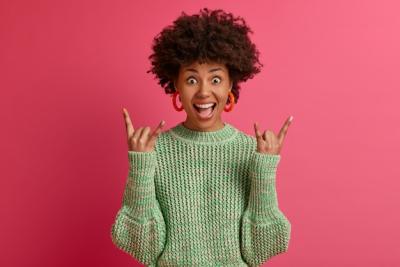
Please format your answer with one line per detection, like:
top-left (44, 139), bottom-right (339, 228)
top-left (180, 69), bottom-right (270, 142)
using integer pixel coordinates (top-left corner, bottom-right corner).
top-left (184, 67), bottom-right (224, 73)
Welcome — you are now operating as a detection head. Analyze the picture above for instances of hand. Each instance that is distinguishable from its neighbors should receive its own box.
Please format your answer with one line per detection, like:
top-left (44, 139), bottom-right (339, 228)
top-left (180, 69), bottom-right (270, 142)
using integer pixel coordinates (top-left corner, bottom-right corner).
top-left (122, 107), bottom-right (165, 152)
top-left (253, 116), bottom-right (293, 155)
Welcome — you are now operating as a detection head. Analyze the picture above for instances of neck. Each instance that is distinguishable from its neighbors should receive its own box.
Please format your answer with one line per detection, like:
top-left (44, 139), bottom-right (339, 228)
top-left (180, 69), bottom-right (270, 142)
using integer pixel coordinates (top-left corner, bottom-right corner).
top-left (183, 117), bottom-right (225, 132)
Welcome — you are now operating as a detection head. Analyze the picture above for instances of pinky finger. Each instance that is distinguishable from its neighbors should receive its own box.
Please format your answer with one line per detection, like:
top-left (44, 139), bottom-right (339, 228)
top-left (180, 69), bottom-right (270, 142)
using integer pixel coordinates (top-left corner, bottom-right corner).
top-left (150, 120), bottom-right (165, 140)
top-left (254, 122), bottom-right (262, 139)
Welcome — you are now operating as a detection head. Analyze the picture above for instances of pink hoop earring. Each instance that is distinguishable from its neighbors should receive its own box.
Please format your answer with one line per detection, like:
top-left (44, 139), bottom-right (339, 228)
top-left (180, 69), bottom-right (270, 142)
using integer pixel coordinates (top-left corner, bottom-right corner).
top-left (224, 92), bottom-right (235, 112)
top-left (172, 91), bottom-right (184, 111)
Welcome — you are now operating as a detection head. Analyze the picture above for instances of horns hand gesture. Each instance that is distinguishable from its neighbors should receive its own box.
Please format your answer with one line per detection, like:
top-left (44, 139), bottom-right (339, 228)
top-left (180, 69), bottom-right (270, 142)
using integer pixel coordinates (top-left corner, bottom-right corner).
top-left (254, 116), bottom-right (293, 155)
top-left (122, 108), bottom-right (165, 152)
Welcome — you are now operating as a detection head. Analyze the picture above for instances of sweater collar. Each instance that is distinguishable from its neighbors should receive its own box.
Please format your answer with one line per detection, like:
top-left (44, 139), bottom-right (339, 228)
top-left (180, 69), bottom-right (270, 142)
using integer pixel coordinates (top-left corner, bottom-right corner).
top-left (169, 122), bottom-right (238, 144)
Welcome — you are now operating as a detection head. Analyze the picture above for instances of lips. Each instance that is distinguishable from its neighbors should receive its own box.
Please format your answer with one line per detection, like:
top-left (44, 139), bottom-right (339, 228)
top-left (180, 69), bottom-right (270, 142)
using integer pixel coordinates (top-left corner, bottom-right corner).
top-left (193, 103), bottom-right (217, 119)
top-left (193, 103), bottom-right (217, 112)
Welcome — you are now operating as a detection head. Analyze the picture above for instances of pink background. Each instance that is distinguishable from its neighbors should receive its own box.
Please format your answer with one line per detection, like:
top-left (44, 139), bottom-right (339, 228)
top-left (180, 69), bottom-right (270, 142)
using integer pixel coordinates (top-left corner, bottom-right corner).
top-left (1, 0), bottom-right (399, 266)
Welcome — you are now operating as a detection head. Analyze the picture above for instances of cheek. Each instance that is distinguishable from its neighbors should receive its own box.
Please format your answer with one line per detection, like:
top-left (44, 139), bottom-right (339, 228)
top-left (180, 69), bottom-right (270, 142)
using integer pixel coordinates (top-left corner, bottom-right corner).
top-left (178, 92), bottom-right (190, 104)
top-left (213, 96), bottom-right (226, 112)
top-left (179, 93), bottom-right (194, 111)
top-left (218, 93), bottom-right (229, 105)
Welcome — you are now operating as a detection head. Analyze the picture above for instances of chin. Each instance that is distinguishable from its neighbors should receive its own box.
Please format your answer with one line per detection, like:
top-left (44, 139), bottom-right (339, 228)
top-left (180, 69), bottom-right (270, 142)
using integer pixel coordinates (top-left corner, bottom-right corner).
top-left (187, 112), bottom-right (223, 131)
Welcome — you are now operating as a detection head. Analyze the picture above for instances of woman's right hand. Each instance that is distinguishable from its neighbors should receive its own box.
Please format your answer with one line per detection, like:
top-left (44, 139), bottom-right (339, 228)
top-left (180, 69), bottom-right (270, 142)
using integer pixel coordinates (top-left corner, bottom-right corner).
top-left (122, 107), bottom-right (165, 152)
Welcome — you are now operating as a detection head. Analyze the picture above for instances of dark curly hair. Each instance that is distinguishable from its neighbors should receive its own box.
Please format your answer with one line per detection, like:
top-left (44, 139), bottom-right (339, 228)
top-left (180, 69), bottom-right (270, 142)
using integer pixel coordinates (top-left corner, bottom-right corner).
top-left (146, 7), bottom-right (263, 104)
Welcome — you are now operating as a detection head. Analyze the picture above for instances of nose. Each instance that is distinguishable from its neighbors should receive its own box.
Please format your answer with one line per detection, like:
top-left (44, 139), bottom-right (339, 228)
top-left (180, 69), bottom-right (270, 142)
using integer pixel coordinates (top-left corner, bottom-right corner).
top-left (195, 83), bottom-right (212, 98)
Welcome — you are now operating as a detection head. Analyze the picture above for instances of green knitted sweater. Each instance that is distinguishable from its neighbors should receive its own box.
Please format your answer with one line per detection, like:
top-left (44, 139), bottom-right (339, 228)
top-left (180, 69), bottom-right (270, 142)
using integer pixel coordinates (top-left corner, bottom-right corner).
top-left (110, 122), bottom-right (291, 266)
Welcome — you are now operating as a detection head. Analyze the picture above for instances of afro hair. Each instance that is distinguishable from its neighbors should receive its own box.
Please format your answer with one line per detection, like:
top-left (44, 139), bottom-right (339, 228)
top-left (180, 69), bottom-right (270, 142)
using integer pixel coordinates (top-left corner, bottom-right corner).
top-left (146, 7), bottom-right (263, 104)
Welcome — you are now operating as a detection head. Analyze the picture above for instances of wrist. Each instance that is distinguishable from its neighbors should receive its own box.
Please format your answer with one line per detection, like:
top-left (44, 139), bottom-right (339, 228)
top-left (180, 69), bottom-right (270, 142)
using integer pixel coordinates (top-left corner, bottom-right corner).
top-left (250, 152), bottom-right (281, 178)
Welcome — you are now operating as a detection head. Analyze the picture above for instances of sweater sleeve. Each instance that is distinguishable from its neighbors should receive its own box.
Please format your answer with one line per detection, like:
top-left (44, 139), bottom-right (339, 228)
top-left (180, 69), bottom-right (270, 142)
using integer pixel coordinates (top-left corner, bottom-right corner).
top-left (110, 150), bottom-right (167, 266)
top-left (240, 152), bottom-right (291, 267)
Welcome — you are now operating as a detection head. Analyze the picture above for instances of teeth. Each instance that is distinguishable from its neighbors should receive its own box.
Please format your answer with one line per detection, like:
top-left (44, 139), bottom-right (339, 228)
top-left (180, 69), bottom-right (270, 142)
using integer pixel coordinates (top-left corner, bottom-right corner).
top-left (194, 103), bottom-right (215, 108)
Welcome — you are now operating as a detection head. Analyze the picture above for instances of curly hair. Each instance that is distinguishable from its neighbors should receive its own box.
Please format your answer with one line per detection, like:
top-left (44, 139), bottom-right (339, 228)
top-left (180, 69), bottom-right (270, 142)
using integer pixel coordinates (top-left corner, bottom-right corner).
top-left (146, 7), bottom-right (263, 104)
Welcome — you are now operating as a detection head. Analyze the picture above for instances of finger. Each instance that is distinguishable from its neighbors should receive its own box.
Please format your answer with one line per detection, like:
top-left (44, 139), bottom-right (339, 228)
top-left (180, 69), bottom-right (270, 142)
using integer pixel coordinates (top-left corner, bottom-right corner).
top-left (123, 108), bottom-right (135, 138)
top-left (149, 120), bottom-right (165, 140)
top-left (140, 127), bottom-right (151, 142)
top-left (148, 120), bottom-right (165, 147)
top-left (270, 131), bottom-right (280, 149)
top-left (278, 115), bottom-right (293, 144)
top-left (254, 122), bottom-right (263, 140)
top-left (263, 131), bottom-right (270, 147)
top-left (265, 130), bottom-right (272, 147)
top-left (132, 127), bottom-right (143, 142)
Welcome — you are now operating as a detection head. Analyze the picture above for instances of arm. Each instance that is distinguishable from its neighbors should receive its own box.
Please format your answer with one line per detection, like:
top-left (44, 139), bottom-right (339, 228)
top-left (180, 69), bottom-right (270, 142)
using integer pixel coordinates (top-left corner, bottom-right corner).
top-left (241, 152), bottom-right (291, 267)
top-left (111, 150), bottom-right (166, 266)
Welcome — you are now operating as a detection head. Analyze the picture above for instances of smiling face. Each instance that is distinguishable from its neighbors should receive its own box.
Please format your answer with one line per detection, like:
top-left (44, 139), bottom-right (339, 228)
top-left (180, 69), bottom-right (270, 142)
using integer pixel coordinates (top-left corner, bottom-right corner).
top-left (174, 61), bottom-right (233, 132)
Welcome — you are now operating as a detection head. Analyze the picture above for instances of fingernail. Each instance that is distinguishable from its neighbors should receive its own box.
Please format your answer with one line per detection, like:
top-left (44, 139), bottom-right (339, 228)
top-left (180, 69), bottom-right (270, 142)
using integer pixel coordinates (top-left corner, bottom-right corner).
top-left (161, 120), bottom-right (165, 125)
top-left (289, 116), bottom-right (294, 122)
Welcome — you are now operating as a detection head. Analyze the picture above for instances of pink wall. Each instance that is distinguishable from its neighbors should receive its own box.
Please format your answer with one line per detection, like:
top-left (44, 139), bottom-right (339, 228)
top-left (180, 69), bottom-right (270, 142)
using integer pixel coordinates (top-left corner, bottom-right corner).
top-left (1, 0), bottom-right (400, 266)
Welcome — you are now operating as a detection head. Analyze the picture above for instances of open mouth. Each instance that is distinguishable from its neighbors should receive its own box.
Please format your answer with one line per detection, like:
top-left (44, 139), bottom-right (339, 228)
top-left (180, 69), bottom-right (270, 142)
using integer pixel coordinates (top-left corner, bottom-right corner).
top-left (193, 103), bottom-right (217, 119)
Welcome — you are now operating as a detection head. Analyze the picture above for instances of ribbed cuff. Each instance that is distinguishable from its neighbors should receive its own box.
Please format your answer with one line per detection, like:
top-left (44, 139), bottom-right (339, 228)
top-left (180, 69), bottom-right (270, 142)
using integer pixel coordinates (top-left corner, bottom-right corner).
top-left (250, 152), bottom-right (281, 179)
top-left (247, 152), bottom-right (281, 218)
top-left (122, 150), bottom-right (158, 218)
top-left (128, 150), bottom-right (157, 176)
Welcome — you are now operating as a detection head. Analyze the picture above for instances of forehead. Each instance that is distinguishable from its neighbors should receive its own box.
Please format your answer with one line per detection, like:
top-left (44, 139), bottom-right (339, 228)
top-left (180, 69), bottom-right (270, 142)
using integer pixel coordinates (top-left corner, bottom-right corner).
top-left (181, 61), bottom-right (228, 73)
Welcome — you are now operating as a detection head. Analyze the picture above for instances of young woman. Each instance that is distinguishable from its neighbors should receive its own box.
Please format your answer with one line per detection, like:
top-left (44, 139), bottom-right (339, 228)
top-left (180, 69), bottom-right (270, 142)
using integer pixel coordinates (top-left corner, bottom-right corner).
top-left (111, 8), bottom-right (293, 267)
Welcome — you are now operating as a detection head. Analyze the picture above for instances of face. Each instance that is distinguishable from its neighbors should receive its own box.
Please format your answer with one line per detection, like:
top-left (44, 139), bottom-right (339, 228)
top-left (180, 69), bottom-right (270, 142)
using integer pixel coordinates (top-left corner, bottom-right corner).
top-left (174, 61), bottom-right (233, 132)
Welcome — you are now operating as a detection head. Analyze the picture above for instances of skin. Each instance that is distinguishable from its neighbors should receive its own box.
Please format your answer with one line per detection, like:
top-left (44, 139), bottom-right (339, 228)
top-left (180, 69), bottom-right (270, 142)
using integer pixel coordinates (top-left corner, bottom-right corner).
top-left (174, 60), bottom-right (233, 132)
top-left (122, 107), bottom-right (165, 153)
top-left (254, 117), bottom-right (293, 155)
top-left (121, 60), bottom-right (294, 155)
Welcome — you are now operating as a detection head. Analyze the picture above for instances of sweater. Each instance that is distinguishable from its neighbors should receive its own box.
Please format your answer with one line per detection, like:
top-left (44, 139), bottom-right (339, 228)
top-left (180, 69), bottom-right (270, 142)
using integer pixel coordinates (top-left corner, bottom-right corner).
top-left (110, 122), bottom-right (291, 267)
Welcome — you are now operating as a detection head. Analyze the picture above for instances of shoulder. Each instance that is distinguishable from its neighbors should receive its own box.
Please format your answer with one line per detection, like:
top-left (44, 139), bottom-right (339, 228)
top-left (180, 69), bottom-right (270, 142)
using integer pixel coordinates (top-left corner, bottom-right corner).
top-left (231, 125), bottom-right (256, 142)
top-left (154, 128), bottom-right (173, 147)
top-left (229, 125), bottom-right (257, 151)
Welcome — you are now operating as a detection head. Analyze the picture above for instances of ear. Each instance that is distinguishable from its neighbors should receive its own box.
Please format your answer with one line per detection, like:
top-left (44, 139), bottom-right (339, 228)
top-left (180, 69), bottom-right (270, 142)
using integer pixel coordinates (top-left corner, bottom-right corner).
top-left (173, 80), bottom-right (181, 101)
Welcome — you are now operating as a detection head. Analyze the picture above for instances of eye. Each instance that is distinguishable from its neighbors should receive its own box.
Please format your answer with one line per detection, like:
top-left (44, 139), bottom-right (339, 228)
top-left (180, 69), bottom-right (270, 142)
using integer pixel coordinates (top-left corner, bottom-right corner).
top-left (186, 77), bottom-right (197, 85)
top-left (212, 76), bottom-right (222, 84)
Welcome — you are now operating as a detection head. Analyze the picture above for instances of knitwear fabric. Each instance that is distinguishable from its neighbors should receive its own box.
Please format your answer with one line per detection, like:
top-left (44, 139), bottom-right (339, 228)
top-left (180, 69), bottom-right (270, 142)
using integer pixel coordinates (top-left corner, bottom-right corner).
top-left (110, 122), bottom-right (291, 266)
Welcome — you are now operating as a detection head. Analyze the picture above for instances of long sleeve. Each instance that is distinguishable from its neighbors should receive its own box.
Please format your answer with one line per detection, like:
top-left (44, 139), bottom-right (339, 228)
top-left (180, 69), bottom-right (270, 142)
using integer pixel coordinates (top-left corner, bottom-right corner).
top-left (110, 150), bottom-right (167, 266)
top-left (240, 152), bottom-right (291, 267)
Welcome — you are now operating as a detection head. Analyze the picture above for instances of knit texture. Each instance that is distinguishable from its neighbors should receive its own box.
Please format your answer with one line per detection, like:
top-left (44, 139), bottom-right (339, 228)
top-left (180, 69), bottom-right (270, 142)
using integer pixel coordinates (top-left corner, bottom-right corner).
top-left (111, 122), bottom-right (291, 266)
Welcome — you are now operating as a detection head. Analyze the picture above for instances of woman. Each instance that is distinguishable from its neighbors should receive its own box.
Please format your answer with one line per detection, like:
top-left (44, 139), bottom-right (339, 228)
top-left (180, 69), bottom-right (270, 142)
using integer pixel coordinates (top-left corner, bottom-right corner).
top-left (111, 8), bottom-right (293, 267)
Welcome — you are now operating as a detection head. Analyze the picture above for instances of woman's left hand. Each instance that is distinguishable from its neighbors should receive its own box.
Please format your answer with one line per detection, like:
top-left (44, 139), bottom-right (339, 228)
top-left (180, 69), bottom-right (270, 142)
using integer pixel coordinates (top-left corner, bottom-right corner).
top-left (254, 116), bottom-right (293, 155)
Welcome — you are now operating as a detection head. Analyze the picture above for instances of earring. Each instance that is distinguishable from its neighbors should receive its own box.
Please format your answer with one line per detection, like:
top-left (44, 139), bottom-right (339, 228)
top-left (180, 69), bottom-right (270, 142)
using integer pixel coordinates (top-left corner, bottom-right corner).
top-left (224, 91), bottom-right (235, 112)
top-left (172, 91), bottom-right (184, 111)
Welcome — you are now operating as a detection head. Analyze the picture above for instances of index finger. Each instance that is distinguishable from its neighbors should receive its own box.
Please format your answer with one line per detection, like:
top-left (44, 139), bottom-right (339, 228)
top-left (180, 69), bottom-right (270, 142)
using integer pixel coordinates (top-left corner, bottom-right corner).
top-left (278, 115), bottom-right (293, 144)
top-left (122, 108), bottom-right (135, 138)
